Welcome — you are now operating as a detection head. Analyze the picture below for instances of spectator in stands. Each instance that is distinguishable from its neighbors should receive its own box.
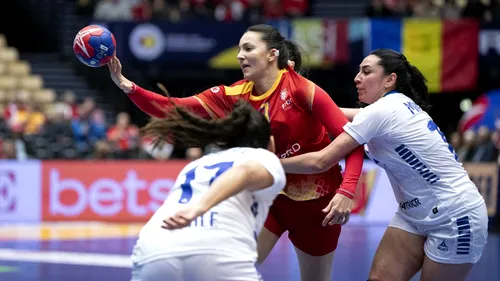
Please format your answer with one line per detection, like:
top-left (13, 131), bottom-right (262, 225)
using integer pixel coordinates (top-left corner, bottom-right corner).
top-left (244, 0), bottom-right (263, 23)
top-left (450, 131), bottom-right (462, 154)
top-left (141, 135), bottom-right (175, 160)
top-left (72, 117), bottom-right (92, 155)
top-left (179, 0), bottom-right (195, 20)
top-left (412, 0), bottom-right (440, 18)
top-left (132, 0), bottom-right (153, 21)
top-left (0, 126), bottom-right (30, 160)
top-left (93, 0), bottom-right (134, 20)
top-left (140, 129), bottom-right (201, 161)
top-left (91, 140), bottom-right (113, 159)
top-left (4, 89), bottom-right (29, 133)
top-left (366, 0), bottom-right (396, 17)
top-left (263, 0), bottom-right (284, 19)
top-left (107, 111), bottom-right (139, 159)
top-left (11, 130), bottom-right (30, 160)
top-left (43, 104), bottom-right (74, 150)
top-left (470, 125), bottom-right (498, 162)
top-left (190, 0), bottom-right (213, 20)
top-left (71, 97), bottom-right (104, 156)
top-left (283, 0), bottom-right (308, 17)
top-left (151, 0), bottom-right (171, 20)
top-left (394, 0), bottom-right (419, 16)
top-left (88, 108), bottom-right (108, 142)
top-left (61, 90), bottom-right (79, 120)
top-left (441, 0), bottom-right (461, 19)
top-left (23, 102), bottom-right (46, 135)
top-left (492, 120), bottom-right (500, 164)
top-left (457, 129), bottom-right (477, 163)
top-left (214, 0), bottom-right (245, 22)
top-left (0, 139), bottom-right (18, 160)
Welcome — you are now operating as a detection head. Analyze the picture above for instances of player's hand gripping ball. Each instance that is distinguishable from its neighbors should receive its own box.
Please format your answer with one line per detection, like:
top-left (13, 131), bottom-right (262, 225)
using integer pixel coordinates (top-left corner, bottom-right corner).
top-left (73, 25), bottom-right (116, 68)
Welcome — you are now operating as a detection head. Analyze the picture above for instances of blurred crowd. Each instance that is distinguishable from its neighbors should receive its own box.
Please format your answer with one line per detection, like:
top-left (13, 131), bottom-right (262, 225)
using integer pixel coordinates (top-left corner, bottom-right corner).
top-left (3, 85), bottom-right (499, 164)
top-left (0, 89), bottom-right (206, 161)
top-left (366, 0), bottom-right (499, 20)
top-left (76, 0), bottom-right (309, 23)
top-left (450, 125), bottom-right (500, 164)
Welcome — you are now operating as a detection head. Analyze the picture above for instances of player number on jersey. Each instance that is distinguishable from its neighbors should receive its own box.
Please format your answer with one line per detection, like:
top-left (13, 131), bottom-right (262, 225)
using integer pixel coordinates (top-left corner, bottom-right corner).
top-left (179, 161), bottom-right (235, 204)
top-left (427, 120), bottom-right (458, 161)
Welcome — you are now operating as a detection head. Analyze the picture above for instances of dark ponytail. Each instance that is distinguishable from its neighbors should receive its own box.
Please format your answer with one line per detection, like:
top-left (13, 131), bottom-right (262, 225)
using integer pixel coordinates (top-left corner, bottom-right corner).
top-left (284, 39), bottom-right (303, 72)
top-left (370, 48), bottom-right (431, 112)
top-left (246, 24), bottom-right (305, 73)
top-left (405, 62), bottom-right (431, 112)
top-left (140, 99), bottom-right (271, 150)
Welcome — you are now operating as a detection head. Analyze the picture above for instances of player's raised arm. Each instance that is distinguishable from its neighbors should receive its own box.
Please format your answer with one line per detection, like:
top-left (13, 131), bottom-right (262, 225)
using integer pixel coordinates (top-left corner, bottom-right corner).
top-left (108, 57), bottom-right (212, 119)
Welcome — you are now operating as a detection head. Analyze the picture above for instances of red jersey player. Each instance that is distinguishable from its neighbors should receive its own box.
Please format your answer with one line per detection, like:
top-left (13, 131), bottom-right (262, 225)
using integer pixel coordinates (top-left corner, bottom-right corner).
top-left (108, 24), bottom-right (364, 281)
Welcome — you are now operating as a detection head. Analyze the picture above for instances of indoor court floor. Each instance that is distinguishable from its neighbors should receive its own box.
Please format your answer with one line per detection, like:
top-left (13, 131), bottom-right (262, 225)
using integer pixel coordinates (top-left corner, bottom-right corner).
top-left (0, 222), bottom-right (498, 281)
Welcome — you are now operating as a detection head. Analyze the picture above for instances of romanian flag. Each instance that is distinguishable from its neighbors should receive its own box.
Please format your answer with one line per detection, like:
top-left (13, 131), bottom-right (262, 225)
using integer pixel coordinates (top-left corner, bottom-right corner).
top-left (368, 19), bottom-right (479, 93)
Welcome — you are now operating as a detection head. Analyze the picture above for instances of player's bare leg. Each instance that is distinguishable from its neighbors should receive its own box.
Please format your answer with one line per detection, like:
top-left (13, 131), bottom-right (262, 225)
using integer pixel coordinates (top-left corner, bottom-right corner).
top-left (368, 227), bottom-right (426, 281)
top-left (294, 247), bottom-right (335, 281)
top-left (419, 256), bottom-right (473, 281)
top-left (257, 227), bottom-right (280, 265)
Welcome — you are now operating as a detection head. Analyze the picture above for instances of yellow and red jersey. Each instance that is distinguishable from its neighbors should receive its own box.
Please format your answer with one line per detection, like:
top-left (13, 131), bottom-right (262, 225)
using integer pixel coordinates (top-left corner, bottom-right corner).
top-left (128, 66), bottom-right (364, 201)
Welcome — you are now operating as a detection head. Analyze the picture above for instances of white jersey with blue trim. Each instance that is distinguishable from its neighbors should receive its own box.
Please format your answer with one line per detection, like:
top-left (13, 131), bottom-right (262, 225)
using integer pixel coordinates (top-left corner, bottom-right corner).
top-left (343, 91), bottom-right (484, 225)
top-left (131, 147), bottom-right (286, 266)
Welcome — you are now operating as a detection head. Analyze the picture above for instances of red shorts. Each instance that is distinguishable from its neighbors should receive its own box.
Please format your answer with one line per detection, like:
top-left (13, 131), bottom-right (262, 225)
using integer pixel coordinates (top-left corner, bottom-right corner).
top-left (264, 192), bottom-right (341, 256)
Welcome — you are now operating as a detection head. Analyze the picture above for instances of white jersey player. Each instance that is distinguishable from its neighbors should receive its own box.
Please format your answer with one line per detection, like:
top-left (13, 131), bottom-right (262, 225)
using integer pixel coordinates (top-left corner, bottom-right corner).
top-left (281, 49), bottom-right (488, 281)
top-left (132, 100), bottom-right (286, 281)
top-left (345, 91), bottom-right (485, 227)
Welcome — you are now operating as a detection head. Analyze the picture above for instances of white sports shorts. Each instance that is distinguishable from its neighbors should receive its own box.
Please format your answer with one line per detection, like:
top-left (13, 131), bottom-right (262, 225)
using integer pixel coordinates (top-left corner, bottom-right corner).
top-left (389, 202), bottom-right (488, 264)
top-left (131, 254), bottom-right (263, 281)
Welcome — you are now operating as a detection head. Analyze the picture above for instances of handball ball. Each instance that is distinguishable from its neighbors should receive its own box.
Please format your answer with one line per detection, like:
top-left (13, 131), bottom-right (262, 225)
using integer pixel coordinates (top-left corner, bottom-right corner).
top-left (73, 25), bottom-right (116, 68)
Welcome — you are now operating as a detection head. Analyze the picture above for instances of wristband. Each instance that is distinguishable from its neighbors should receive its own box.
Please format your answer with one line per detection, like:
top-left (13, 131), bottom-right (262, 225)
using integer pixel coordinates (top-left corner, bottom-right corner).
top-left (336, 188), bottom-right (354, 199)
top-left (126, 82), bottom-right (137, 94)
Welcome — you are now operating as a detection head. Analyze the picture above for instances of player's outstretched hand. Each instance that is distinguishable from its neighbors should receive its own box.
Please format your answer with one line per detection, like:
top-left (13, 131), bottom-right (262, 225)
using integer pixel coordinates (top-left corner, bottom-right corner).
top-left (322, 193), bottom-right (353, 226)
top-left (161, 206), bottom-right (205, 230)
top-left (107, 56), bottom-right (134, 93)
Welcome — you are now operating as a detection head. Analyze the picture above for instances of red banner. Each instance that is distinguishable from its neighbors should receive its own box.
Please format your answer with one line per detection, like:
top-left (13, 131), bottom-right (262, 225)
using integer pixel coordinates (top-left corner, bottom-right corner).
top-left (441, 19), bottom-right (479, 92)
top-left (39, 160), bottom-right (396, 223)
top-left (41, 161), bottom-right (190, 222)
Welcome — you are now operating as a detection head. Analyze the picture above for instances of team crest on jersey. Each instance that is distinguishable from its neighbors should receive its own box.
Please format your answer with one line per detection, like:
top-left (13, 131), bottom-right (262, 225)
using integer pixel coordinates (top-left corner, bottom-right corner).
top-left (210, 87), bottom-right (220, 93)
top-left (280, 89), bottom-right (288, 100)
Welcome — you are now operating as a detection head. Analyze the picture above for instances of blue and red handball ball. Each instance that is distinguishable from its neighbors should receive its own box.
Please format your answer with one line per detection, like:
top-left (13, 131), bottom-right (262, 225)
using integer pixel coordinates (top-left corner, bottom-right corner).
top-left (73, 25), bottom-right (116, 68)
